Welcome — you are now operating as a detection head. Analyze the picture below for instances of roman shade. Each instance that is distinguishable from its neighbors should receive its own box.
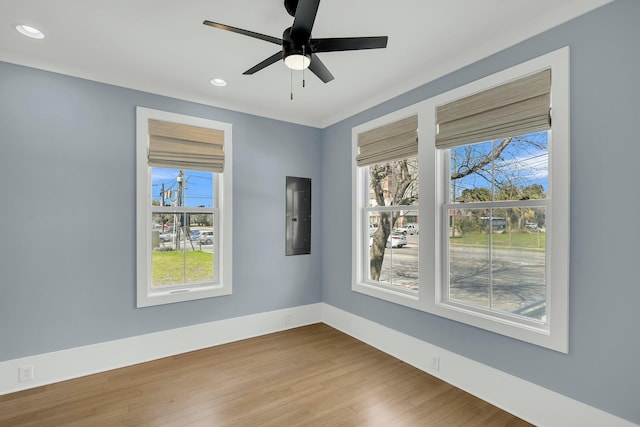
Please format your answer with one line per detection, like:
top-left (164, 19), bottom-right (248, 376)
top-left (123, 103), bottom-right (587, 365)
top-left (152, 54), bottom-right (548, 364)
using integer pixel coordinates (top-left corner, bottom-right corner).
top-left (148, 119), bottom-right (225, 172)
top-left (435, 69), bottom-right (551, 149)
top-left (356, 115), bottom-right (418, 166)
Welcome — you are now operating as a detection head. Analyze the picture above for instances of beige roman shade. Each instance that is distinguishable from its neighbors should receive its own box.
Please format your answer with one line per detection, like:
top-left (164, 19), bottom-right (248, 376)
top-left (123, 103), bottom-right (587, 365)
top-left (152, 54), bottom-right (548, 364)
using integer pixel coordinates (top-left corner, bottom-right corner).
top-left (148, 119), bottom-right (225, 172)
top-left (356, 115), bottom-right (418, 166)
top-left (436, 69), bottom-right (551, 149)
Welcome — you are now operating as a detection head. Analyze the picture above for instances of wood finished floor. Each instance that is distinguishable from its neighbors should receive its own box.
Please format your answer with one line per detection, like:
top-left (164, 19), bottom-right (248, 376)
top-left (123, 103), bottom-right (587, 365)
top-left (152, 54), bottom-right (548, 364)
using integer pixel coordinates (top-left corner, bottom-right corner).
top-left (0, 324), bottom-right (532, 426)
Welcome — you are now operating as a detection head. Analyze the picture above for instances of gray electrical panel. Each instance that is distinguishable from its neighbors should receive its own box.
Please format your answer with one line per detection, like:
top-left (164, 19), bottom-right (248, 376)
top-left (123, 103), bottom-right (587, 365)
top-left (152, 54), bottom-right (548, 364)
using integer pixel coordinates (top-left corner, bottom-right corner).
top-left (285, 176), bottom-right (311, 256)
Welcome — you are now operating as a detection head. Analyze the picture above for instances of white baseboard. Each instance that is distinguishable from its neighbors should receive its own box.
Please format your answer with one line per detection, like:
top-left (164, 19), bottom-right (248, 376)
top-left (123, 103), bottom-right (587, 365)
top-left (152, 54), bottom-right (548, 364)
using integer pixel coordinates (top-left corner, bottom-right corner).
top-left (1, 302), bottom-right (635, 427)
top-left (321, 303), bottom-right (636, 427)
top-left (0, 303), bottom-right (322, 396)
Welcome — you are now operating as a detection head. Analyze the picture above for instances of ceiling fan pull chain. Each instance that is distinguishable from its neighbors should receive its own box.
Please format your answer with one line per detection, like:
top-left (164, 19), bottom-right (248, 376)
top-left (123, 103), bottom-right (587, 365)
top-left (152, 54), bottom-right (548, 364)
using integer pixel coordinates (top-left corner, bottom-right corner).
top-left (290, 68), bottom-right (294, 100)
top-left (302, 46), bottom-right (306, 88)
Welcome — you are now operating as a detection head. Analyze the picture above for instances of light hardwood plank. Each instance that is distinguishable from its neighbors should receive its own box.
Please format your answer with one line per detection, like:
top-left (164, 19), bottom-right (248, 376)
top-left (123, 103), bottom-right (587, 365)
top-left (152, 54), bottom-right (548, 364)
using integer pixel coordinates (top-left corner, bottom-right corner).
top-left (0, 324), bottom-right (532, 426)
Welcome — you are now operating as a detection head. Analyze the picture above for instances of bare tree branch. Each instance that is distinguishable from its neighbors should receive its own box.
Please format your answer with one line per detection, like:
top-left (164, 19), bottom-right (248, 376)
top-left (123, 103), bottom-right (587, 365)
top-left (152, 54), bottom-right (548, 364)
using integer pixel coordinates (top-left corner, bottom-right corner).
top-left (451, 137), bottom-right (512, 180)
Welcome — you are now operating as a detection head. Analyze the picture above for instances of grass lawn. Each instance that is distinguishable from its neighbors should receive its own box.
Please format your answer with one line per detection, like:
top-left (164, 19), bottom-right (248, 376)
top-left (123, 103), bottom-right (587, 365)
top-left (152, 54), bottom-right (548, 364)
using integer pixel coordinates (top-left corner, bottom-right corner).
top-left (451, 230), bottom-right (545, 250)
top-left (152, 250), bottom-right (214, 286)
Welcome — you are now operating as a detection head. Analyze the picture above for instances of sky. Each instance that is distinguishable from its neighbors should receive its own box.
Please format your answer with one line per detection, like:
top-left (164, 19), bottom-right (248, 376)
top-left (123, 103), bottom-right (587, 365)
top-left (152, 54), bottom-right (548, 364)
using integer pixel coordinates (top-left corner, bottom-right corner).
top-left (151, 168), bottom-right (214, 207)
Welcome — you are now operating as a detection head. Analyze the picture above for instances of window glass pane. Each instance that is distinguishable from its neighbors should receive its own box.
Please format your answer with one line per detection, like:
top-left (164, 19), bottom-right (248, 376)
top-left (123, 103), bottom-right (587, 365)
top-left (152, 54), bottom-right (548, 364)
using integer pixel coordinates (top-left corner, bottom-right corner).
top-left (368, 157), bottom-right (418, 207)
top-left (151, 211), bottom-right (185, 286)
top-left (152, 168), bottom-right (214, 208)
top-left (185, 214), bottom-right (215, 286)
top-left (151, 212), bottom-right (214, 287)
top-left (493, 132), bottom-right (548, 201)
top-left (391, 216), bottom-right (418, 291)
top-left (449, 208), bottom-right (490, 308)
top-left (450, 132), bottom-right (548, 204)
top-left (449, 208), bottom-right (547, 320)
top-left (367, 211), bottom-right (418, 292)
top-left (492, 208), bottom-right (546, 320)
top-left (369, 212), bottom-right (392, 282)
top-left (450, 142), bottom-right (493, 203)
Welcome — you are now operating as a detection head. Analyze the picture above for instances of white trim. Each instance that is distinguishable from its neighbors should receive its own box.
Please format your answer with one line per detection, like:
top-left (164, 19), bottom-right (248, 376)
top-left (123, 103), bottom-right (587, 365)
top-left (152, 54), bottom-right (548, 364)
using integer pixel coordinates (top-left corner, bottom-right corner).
top-left (135, 107), bottom-right (233, 307)
top-left (1, 303), bottom-right (633, 427)
top-left (0, 304), bottom-right (322, 396)
top-left (321, 304), bottom-right (636, 427)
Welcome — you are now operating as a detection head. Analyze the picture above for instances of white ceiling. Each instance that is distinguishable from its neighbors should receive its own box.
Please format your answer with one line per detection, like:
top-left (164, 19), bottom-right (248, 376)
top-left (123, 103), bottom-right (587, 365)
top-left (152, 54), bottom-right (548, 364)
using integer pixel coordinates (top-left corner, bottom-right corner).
top-left (0, 0), bottom-right (612, 128)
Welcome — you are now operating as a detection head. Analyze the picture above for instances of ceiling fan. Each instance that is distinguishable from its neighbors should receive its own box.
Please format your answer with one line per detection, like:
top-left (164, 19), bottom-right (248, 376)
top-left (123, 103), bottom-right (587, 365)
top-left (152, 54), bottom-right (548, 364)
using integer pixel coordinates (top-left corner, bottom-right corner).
top-left (203, 0), bottom-right (388, 83)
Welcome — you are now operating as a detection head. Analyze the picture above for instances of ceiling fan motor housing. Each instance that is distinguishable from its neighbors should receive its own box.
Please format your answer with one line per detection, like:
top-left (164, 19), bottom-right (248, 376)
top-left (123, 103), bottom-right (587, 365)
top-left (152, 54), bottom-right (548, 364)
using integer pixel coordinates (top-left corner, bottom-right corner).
top-left (282, 27), bottom-right (311, 65)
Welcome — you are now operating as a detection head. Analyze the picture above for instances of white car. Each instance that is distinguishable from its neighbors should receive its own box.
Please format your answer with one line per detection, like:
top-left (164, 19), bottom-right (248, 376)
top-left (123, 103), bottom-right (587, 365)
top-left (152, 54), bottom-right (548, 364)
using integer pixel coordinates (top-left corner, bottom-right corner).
top-left (369, 232), bottom-right (407, 248)
top-left (387, 232), bottom-right (407, 248)
top-left (396, 223), bottom-right (419, 235)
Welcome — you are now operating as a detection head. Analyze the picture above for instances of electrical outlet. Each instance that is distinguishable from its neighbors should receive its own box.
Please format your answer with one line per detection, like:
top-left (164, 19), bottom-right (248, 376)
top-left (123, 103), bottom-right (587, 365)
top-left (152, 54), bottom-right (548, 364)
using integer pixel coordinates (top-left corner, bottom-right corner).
top-left (284, 314), bottom-right (293, 326)
top-left (430, 356), bottom-right (440, 372)
top-left (18, 365), bottom-right (34, 382)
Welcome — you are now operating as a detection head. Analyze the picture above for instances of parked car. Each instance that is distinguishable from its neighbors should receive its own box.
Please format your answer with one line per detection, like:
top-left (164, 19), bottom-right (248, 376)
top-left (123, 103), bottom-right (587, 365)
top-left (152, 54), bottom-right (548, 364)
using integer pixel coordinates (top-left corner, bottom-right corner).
top-left (190, 229), bottom-right (202, 240)
top-left (199, 231), bottom-right (214, 245)
top-left (369, 232), bottom-right (407, 248)
top-left (396, 223), bottom-right (419, 235)
top-left (387, 232), bottom-right (407, 248)
top-left (159, 233), bottom-right (173, 243)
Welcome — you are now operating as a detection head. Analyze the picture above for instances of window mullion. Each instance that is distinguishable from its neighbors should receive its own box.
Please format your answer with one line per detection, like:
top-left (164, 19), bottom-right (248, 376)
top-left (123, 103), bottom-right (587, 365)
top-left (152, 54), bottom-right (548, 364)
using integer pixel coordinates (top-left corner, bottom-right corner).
top-left (488, 208), bottom-right (494, 312)
top-left (489, 141), bottom-right (495, 312)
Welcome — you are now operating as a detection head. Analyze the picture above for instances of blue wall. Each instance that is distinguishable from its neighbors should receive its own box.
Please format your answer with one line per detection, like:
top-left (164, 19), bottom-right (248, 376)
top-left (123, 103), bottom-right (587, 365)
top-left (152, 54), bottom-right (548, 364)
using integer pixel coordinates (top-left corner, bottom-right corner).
top-left (1, 0), bottom-right (638, 424)
top-left (322, 0), bottom-right (639, 423)
top-left (0, 61), bottom-right (323, 361)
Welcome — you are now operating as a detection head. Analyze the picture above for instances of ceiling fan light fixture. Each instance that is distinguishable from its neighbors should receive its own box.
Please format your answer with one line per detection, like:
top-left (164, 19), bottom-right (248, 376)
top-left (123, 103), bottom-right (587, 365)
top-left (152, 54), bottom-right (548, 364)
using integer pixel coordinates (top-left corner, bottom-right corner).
top-left (284, 53), bottom-right (310, 70)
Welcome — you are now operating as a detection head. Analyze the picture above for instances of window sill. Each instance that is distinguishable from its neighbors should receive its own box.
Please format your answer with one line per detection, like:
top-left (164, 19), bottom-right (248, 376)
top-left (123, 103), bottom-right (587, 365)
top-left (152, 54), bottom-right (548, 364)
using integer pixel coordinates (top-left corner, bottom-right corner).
top-left (137, 283), bottom-right (231, 308)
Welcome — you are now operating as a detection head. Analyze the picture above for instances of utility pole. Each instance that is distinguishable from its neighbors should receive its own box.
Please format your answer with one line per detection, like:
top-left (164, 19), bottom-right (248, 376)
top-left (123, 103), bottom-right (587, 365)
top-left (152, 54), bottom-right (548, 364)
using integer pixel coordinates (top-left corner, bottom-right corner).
top-left (177, 170), bottom-right (184, 207)
top-left (160, 183), bottom-right (165, 207)
top-left (175, 170), bottom-right (184, 248)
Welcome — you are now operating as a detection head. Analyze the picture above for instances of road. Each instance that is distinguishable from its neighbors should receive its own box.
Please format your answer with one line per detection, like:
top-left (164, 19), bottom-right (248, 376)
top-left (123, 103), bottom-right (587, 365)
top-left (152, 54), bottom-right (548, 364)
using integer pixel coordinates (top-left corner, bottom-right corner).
top-left (375, 235), bottom-right (546, 319)
top-left (157, 238), bottom-right (214, 253)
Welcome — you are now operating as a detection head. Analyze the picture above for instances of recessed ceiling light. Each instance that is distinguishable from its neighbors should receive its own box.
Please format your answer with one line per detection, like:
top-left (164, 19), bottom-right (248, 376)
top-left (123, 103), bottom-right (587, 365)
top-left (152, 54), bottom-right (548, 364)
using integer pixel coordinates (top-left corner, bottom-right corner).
top-left (16, 24), bottom-right (45, 39)
top-left (210, 78), bottom-right (227, 87)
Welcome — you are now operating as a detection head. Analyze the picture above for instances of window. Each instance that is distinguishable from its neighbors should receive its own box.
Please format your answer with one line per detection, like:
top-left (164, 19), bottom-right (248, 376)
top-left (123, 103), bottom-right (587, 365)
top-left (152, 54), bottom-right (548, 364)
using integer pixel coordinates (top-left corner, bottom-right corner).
top-left (136, 107), bottom-right (232, 307)
top-left (353, 115), bottom-right (420, 300)
top-left (444, 132), bottom-right (550, 322)
top-left (353, 48), bottom-right (569, 352)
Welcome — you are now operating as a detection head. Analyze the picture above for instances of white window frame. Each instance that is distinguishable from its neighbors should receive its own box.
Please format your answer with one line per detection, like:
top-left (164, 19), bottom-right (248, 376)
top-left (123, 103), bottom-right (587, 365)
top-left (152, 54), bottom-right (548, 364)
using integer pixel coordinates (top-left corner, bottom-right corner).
top-left (352, 47), bottom-right (569, 352)
top-left (352, 108), bottom-right (425, 309)
top-left (136, 107), bottom-right (233, 307)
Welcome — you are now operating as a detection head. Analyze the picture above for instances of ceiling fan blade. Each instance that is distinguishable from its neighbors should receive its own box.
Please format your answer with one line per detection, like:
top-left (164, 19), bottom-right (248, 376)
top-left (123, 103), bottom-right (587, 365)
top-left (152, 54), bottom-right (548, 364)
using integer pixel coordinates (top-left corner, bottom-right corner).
top-left (203, 20), bottom-right (282, 45)
top-left (308, 54), bottom-right (334, 83)
top-left (311, 36), bottom-right (388, 52)
top-left (290, 0), bottom-right (321, 40)
top-left (243, 51), bottom-right (283, 75)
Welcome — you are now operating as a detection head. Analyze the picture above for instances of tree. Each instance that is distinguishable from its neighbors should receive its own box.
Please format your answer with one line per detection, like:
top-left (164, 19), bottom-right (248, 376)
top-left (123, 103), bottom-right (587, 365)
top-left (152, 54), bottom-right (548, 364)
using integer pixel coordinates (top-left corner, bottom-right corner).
top-left (191, 214), bottom-right (212, 226)
top-left (458, 187), bottom-right (491, 202)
